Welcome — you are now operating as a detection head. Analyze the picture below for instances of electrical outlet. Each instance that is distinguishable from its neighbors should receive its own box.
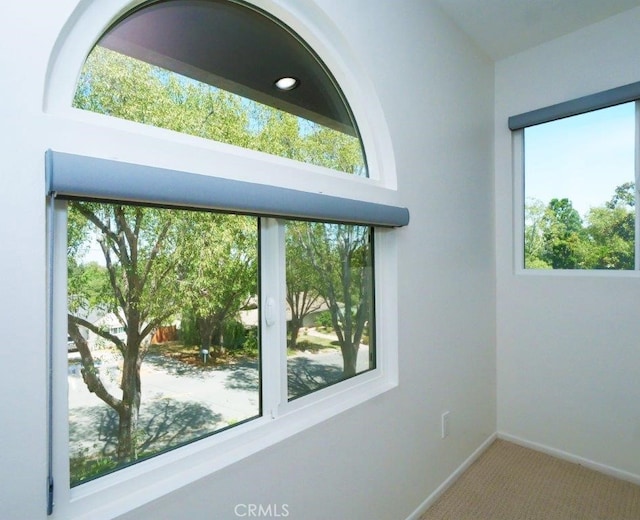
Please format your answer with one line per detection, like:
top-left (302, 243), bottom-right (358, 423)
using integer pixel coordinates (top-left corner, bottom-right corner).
top-left (441, 411), bottom-right (450, 439)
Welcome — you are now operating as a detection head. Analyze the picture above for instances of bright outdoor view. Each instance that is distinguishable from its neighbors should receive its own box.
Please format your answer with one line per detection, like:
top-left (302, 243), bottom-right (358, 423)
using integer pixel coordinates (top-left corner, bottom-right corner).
top-left (524, 102), bottom-right (636, 269)
top-left (285, 222), bottom-right (374, 400)
top-left (67, 39), bottom-right (373, 484)
top-left (68, 201), bottom-right (375, 485)
top-left (74, 46), bottom-right (366, 176)
top-left (68, 205), bottom-right (260, 485)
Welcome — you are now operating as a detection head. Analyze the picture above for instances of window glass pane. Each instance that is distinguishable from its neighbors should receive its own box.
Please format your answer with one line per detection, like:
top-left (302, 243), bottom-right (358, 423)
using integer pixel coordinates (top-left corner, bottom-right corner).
top-left (72, 0), bottom-right (367, 176)
top-left (524, 102), bottom-right (636, 269)
top-left (285, 221), bottom-right (375, 400)
top-left (67, 201), bottom-right (259, 485)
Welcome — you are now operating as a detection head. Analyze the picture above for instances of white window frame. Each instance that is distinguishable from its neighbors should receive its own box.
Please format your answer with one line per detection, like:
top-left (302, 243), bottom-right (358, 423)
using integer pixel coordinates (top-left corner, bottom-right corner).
top-left (51, 198), bottom-right (398, 520)
top-left (44, 2), bottom-right (403, 519)
top-left (511, 81), bottom-right (640, 276)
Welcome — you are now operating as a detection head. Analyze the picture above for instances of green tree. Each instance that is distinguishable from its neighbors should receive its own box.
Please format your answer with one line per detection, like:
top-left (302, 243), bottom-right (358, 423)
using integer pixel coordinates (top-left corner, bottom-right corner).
top-left (67, 202), bottom-right (179, 463)
top-left (74, 46), bottom-right (366, 174)
top-left (175, 212), bottom-right (257, 358)
top-left (291, 223), bottom-right (373, 377)
top-left (541, 198), bottom-right (585, 269)
top-left (74, 46), bottom-right (251, 146)
top-left (524, 198), bottom-right (551, 269)
top-left (583, 182), bottom-right (635, 269)
top-left (252, 106), bottom-right (305, 162)
top-left (606, 181), bottom-right (635, 210)
top-left (302, 125), bottom-right (366, 175)
top-left (67, 261), bottom-right (110, 315)
top-left (285, 221), bottom-right (323, 349)
top-left (250, 97), bottom-right (365, 173)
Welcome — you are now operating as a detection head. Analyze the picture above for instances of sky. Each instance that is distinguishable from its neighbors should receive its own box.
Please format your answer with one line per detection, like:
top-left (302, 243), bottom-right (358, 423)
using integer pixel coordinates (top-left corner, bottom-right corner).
top-left (524, 101), bottom-right (636, 218)
top-left (79, 95), bottom-right (635, 265)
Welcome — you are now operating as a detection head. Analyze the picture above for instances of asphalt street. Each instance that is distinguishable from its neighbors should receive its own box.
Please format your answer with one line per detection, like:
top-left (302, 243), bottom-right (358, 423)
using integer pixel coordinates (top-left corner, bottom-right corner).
top-left (68, 342), bottom-right (370, 458)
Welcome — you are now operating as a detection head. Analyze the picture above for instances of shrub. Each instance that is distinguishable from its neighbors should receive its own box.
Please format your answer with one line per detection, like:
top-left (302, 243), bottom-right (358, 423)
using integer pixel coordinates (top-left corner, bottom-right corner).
top-left (222, 320), bottom-right (246, 349)
top-left (178, 309), bottom-right (200, 346)
top-left (315, 311), bottom-right (333, 329)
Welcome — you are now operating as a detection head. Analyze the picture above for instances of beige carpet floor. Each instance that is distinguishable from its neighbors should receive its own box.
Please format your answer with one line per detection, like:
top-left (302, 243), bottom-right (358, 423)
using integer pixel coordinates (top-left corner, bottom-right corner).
top-left (420, 439), bottom-right (640, 520)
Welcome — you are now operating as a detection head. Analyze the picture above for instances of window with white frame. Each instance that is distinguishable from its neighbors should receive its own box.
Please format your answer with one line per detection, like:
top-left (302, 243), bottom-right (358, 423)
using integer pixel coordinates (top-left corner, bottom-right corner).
top-left (45, 0), bottom-right (407, 516)
top-left (73, 0), bottom-right (368, 177)
top-left (511, 84), bottom-right (640, 270)
top-left (66, 202), bottom-right (262, 485)
top-left (62, 193), bottom-right (378, 486)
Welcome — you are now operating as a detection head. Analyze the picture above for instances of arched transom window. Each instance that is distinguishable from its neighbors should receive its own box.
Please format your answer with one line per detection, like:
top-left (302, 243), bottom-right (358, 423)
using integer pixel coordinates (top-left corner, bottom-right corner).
top-left (74, 0), bottom-right (367, 175)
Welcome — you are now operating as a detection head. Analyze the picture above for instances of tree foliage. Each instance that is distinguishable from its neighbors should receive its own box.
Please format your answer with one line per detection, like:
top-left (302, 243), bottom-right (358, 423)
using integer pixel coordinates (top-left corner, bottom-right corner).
top-left (285, 221), bottom-right (323, 350)
top-left (68, 43), bottom-right (370, 475)
top-left (175, 212), bottom-right (257, 355)
top-left (74, 46), bottom-right (365, 173)
top-left (525, 183), bottom-right (636, 270)
top-left (540, 198), bottom-right (584, 269)
top-left (68, 201), bottom-right (180, 463)
top-left (289, 222), bottom-right (373, 377)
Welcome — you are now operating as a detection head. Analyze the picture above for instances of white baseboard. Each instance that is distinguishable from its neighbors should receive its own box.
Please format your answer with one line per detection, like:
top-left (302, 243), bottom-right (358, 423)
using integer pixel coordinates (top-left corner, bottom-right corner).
top-left (497, 432), bottom-right (640, 486)
top-left (405, 433), bottom-right (497, 520)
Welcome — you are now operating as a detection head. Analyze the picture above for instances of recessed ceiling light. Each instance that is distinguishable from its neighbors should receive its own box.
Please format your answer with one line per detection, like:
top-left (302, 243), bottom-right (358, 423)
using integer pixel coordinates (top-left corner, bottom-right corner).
top-left (274, 77), bottom-right (299, 91)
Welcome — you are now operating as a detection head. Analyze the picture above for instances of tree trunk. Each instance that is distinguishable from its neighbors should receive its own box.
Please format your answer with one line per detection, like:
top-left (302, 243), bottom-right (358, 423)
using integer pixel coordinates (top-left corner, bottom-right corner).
top-left (211, 323), bottom-right (223, 356)
top-left (289, 317), bottom-right (302, 350)
top-left (341, 343), bottom-right (358, 377)
top-left (197, 315), bottom-right (217, 359)
top-left (117, 343), bottom-right (141, 462)
top-left (116, 403), bottom-right (138, 462)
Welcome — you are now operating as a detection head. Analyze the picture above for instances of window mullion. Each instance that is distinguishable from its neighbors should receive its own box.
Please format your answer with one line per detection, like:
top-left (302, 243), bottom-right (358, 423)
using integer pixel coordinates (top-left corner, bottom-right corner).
top-left (259, 218), bottom-right (287, 419)
top-left (635, 101), bottom-right (640, 271)
top-left (51, 200), bottom-right (71, 515)
top-left (513, 129), bottom-right (525, 271)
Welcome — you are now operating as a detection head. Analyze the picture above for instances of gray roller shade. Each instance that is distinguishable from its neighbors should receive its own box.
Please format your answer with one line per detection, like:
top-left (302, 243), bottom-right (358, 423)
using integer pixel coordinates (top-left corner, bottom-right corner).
top-left (45, 150), bottom-right (409, 227)
top-left (509, 80), bottom-right (640, 130)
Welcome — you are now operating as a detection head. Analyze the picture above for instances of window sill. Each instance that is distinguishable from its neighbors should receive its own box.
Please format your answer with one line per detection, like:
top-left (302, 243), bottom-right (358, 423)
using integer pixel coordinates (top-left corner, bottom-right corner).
top-left (56, 369), bottom-right (397, 520)
top-left (515, 267), bottom-right (640, 278)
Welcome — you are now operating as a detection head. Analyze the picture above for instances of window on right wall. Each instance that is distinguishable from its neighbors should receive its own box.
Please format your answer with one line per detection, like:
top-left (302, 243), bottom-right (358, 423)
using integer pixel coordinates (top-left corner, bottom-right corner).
top-left (511, 86), bottom-right (640, 271)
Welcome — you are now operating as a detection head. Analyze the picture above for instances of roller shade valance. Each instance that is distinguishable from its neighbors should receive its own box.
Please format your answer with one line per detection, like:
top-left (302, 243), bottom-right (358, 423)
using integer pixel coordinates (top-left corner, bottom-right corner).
top-left (508, 80), bottom-right (640, 131)
top-left (45, 150), bottom-right (409, 228)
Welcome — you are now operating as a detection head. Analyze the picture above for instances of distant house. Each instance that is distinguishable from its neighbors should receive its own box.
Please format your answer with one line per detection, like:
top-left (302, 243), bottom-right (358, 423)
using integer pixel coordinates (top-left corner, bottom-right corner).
top-left (238, 296), bottom-right (333, 329)
top-left (68, 307), bottom-right (102, 351)
top-left (81, 311), bottom-right (179, 348)
top-left (83, 312), bottom-right (127, 349)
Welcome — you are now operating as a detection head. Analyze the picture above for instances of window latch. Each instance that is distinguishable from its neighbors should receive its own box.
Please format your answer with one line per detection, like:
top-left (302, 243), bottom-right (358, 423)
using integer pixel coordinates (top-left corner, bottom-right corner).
top-left (264, 296), bottom-right (277, 326)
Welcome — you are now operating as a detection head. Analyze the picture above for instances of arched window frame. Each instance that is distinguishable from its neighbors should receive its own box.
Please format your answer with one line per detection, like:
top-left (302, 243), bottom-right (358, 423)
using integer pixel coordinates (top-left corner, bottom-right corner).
top-left (44, 1), bottom-right (405, 518)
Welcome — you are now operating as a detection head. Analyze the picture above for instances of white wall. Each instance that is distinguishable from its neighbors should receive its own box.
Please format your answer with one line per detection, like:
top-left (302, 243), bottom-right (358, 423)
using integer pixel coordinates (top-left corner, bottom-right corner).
top-left (496, 7), bottom-right (640, 480)
top-left (0, 1), bottom-right (495, 519)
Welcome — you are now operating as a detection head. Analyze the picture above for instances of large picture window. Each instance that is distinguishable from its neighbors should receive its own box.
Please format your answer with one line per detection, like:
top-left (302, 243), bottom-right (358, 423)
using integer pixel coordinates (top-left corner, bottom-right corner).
top-left (46, 0), bottom-right (406, 516)
top-left (65, 197), bottom-right (379, 485)
top-left (51, 152), bottom-right (395, 489)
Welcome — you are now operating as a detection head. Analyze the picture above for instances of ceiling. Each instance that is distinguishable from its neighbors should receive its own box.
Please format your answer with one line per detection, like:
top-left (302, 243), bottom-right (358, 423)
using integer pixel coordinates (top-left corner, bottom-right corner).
top-left (434, 0), bottom-right (640, 60)
top-left (100, 0), bottom-right (356, 135)
top-left (95, 0), bottom-right (640, 130)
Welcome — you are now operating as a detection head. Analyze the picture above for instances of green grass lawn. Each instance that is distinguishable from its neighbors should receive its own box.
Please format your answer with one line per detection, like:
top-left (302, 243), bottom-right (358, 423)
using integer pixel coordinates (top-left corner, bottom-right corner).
top-left (288, 333), bottom-right (339, 355)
